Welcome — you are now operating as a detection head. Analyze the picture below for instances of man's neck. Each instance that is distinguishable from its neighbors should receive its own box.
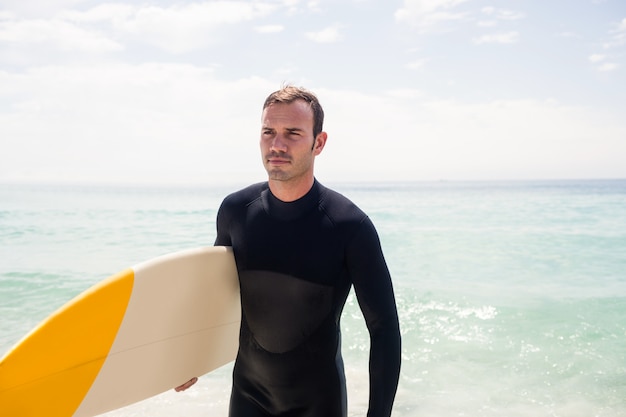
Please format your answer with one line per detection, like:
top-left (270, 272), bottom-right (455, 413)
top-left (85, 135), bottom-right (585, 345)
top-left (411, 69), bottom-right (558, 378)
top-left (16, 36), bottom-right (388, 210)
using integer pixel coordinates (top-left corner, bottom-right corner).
top-left (268, 176), bottom-right (315, 202)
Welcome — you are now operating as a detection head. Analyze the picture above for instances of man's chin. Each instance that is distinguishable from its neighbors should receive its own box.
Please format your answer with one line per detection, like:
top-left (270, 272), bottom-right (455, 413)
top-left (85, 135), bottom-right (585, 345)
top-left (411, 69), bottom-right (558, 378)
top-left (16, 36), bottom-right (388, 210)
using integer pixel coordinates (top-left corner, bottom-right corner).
top-left (266, 169), bottom-right (290, 181)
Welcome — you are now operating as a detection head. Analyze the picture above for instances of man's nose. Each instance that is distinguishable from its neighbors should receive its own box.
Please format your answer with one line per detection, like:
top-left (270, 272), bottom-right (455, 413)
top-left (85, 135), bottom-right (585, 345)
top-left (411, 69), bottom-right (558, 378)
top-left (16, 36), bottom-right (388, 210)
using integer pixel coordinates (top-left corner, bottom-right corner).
top-left (270, 135), bottom-right (287, 152)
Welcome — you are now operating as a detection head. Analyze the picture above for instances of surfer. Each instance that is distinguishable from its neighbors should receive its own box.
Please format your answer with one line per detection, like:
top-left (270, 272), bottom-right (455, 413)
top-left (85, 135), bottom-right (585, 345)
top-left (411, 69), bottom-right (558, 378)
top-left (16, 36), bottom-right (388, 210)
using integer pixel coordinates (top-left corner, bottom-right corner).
top-left (177, 86), bottom-right (401, 417)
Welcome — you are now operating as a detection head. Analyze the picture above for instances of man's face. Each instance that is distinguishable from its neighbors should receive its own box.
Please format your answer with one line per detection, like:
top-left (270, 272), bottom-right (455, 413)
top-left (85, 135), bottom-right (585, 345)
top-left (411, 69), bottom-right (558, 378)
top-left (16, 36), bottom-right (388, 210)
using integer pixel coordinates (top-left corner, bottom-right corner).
top-left (260, 100), bottom-right (323, 184)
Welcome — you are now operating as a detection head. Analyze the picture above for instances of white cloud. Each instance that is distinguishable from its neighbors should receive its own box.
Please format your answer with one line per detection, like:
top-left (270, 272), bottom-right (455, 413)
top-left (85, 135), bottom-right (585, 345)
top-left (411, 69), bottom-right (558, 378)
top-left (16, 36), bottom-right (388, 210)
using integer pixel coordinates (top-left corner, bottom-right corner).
top-left (306, 25), bottom-right (342, 43)
top-left (0, 0), bottom-right (87, 18)
top-left (473, 31), bottom-right (519, 44)
top-left (0, 11), bottom-right (17, 20)
top-left (477, 20), bottom-right (497, 27)
top-left (58, 3), bottom-right (134, 23)
top-left (385, 88), bottom-right (424, 99)
top-left (1, 1), bottom-right (624, 184)
top-left (0, 64), bottom-right (275, 184)
top-left (2, 66), bottom-right (625, 184)
top-left (0, 18), bottom-right (122, 52)
top-left (0, 2), bottom-right (283, 62)
top-left (480, 7), bottom-right (525, 21)
top-left (255, 24), bottom-right (284, 34)
top-left (600, 17), bottom-right (626, 49)
top-left (557, 31), bottom-right (580, 39)
top-left (592, 19), bottom-right (626, 69)
top-left (475, 8), bottom-right (524, 43)
top-left (395, 0), bottom-right (469, 31)
top-left (610, 17), bottom-right (626, 46)
top-left (589, 53), bottom-right (619, 73)
top-left (589, 54), bottom-right (605, 63)
top-left (306, 0), bottom-right (323, 13)
top-left (320, 92), bottom-right (626, 181)
top-left (396, 0), bottom-right (467, 16)
top-left (274, 65), bottom-right (299, 76)
top-left (108, 2), bottom-right (277, 53)
top-left (405, 58), bottom-right (428, 70)
top-left (55, 2), bottom-right (279, 54)
top-left (597, 62), bottom-right (618, 72)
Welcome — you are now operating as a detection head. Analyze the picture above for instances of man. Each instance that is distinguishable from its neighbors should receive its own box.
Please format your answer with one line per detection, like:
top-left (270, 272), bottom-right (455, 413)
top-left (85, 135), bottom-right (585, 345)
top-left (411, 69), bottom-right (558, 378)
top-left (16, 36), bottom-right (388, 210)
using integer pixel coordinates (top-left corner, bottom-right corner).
top-left (177, 86), bottom-right (401, 417)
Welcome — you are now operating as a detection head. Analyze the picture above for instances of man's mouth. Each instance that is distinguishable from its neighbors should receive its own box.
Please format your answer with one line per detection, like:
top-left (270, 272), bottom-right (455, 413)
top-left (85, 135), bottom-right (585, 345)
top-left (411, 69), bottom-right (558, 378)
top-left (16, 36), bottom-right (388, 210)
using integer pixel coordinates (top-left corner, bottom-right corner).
top-left (267, 155), bottom-right (291, 165)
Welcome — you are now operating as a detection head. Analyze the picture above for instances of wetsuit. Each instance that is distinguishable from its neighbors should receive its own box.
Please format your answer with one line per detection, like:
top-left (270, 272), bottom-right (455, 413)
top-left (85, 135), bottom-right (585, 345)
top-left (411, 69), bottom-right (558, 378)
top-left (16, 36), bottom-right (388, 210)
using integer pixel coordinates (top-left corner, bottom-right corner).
top-left (215, 180), bottom-right (401, 417)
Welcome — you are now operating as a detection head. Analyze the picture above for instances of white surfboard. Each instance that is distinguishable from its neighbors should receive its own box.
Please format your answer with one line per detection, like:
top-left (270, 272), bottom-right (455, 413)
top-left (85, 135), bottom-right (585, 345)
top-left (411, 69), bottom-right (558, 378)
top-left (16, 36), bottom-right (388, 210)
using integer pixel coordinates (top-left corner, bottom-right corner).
top-left (0, 246), bottom-right (240, 417)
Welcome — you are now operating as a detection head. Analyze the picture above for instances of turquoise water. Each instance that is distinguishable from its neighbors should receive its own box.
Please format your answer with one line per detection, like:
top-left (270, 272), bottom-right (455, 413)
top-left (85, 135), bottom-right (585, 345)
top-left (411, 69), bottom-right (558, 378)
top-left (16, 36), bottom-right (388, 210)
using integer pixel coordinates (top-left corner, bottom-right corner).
top-left (1, 180), bottom-right (625, 416)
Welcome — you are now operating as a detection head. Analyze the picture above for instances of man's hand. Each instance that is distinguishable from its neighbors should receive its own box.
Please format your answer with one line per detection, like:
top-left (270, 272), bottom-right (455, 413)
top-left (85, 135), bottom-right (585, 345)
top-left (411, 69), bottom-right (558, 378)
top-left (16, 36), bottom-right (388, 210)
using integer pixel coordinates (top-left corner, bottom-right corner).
top-left (175, 377), bottom-right (198, 392)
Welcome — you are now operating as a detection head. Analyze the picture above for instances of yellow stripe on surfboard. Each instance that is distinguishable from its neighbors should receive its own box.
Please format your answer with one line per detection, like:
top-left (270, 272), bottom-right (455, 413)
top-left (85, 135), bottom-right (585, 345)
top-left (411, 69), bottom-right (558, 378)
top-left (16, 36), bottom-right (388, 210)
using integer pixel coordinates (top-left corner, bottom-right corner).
top-left (0, 269), bottom-right (134, 417)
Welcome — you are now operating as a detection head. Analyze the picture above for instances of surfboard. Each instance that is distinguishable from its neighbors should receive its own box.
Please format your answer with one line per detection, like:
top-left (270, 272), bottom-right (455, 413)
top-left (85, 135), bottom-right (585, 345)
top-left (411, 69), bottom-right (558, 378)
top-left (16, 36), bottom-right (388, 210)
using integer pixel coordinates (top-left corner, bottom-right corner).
top-left (0, 246), bottom-right (240, 417)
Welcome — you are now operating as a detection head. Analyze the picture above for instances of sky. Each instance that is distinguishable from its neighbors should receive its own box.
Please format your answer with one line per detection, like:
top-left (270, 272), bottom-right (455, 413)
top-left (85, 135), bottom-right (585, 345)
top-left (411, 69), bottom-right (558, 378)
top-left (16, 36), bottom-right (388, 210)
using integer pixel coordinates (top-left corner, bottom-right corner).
top-left (1, 0), bottom-right (625, 185)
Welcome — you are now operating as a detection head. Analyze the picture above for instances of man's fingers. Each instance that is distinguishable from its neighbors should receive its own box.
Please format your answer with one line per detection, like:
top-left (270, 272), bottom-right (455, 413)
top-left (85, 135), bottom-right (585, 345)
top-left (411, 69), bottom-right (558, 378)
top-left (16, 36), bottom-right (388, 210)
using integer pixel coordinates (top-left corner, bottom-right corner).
top-left (175, 376), bottom-right (198, 392)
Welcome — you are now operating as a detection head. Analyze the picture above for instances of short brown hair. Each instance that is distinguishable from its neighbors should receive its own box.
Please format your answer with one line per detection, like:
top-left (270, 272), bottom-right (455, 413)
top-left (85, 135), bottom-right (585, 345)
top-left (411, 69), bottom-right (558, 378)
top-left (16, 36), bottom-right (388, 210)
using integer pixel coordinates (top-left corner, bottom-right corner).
top-left (263, 86), bottom-right (324, 138)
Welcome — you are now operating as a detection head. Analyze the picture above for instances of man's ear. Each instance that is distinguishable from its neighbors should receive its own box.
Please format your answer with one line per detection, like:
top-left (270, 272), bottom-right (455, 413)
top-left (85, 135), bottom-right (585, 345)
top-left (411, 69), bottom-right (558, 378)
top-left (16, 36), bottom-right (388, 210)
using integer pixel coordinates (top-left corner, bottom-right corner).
top-left (313, 132), bottom-right (327, 155)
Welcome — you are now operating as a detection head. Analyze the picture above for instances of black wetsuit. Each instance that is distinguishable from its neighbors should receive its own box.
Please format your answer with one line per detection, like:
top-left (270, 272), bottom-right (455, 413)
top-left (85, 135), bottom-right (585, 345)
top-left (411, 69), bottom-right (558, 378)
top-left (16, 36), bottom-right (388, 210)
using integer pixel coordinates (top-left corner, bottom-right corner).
top-left (215, 180), bottom-right (401, 417)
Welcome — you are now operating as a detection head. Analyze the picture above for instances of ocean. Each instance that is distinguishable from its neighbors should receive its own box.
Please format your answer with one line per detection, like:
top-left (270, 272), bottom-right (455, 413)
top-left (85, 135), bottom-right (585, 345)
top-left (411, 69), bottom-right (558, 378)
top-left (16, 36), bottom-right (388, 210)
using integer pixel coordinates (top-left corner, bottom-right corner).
top-left (1, 179), bottom-right (625, 417)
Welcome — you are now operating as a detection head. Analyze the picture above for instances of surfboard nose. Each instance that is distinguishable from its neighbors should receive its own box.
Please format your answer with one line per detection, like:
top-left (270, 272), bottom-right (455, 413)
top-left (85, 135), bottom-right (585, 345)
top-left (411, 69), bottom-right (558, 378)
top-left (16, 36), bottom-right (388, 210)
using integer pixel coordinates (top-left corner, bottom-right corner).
top-left (0, 269), bottom-right (134, 417)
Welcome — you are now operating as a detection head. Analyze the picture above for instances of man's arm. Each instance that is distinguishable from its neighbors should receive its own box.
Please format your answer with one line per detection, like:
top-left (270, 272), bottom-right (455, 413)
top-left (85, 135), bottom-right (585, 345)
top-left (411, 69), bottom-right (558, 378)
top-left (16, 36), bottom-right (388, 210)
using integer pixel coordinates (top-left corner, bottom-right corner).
top-left (215, 198), bottom-right (233, 246)
top-left (347, 217), bottom-right (401, 417)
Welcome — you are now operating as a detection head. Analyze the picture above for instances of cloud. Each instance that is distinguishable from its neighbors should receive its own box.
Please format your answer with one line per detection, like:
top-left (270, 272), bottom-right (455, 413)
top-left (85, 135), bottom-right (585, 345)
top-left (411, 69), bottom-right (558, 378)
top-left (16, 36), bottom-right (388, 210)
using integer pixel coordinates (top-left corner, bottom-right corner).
top-left (0, 11), bottom-right (16, 19)
top-left (58, 3), bottom-right (135, 23)
top-left (589, 18), bottom-right (625, 71)
top-left (1, 66), bottom-right (625, 184)
top-left (589, 51), bottom-right (619, 72)
top-left (557, 31), bottom-right (581, 39)
top-left (480, 7), bottom-right (525, 21)
top-left (5, 2), bottom-right (281, 56)
top-left (395, 0), bottom-right (469, 32)
top-left (0, 0), bottom-right (86, 18)
top-left (0, 64), bottom-right (275, 184)
top-left (597, 62), bottom-right (619, 72)
top-left (0, 17), bottom-right (122, 52)
top-left (405, 58), bottom-right (428, 70)
top-left (384, 88), bottom-right (424, 99)
top-left (255, 24), bottom-right (284, 34)
top-left (473, 7), bottom-right (524, 45)
top-left (476, 7), bottom-right (524, 30)
top-left (600, 17), bottom-right (626, 49)
top-left (320, 92), bottom-right (626, 181)
top-left (589, 54), bottom-right (605, 63)
top-left (609, 17), bottom-right (626, 47)
top-left (473, 31), bottom-right (519, 44)
top-left (104, 2), bottom-right (277, 53)
top-left (1, 1), bottom-right (624, 184)
top-left (306, 25), bottom-right (342, 43)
